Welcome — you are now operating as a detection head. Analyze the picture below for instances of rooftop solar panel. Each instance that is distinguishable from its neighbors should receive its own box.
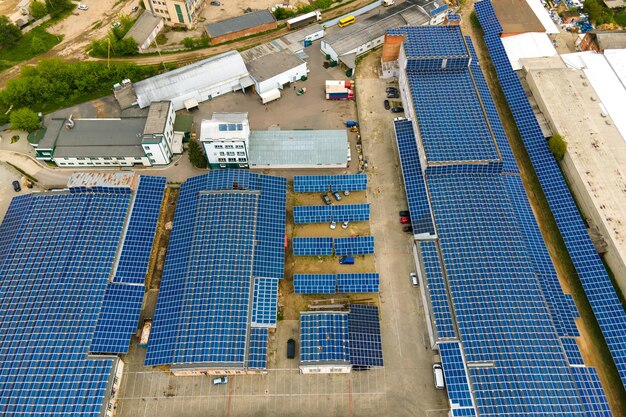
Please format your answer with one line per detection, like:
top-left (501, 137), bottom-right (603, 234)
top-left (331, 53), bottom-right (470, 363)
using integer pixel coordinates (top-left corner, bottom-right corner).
top-left (300, 312), bottom-right (349, 363)
top-left (0, 194), bottom-right (30, 267)
top-left (561, 337), bottom-right (585, 367)
top-left (336, 273), bottom-right (379, 293)
top-left (334, 236), bottom-right (375, 256)
top-left (292, 237), bottom-right (334, 256)
top-left (293, 204), bottom-right (370, 224)
top-left (389, 25), bottom-right (468, 58)
top-left (438, 342), bottom-right (477, 410)
top-left (571, 367), bottom-right (612, 416)
top-left (294, 174), bottom-right (367, 193)
top-left (347, 305), bottom-right (383, 368)
top-left (248, 328), bottom-right (268, 369)
top-left (476, 0), bottom-right (626, 389)
top-left (293, 274), bottom-right (336, 294)
top-left (251, 277), bottom-right (279, 327)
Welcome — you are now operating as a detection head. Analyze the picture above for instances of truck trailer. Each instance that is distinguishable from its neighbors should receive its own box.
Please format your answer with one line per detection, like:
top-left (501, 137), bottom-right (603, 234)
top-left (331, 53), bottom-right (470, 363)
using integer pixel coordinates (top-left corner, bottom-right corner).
top-left (287, 11), bottom-right (322, 30)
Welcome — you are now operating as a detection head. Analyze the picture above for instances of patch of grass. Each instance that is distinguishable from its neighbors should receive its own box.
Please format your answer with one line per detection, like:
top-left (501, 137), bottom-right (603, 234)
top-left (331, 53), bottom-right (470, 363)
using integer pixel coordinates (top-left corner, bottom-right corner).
top-left (0, 26), bottom-right (62, 65)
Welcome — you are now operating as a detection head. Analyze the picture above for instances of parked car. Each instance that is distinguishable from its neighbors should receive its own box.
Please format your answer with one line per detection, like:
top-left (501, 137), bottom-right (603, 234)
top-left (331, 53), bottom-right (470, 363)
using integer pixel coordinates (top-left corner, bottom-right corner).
top-left (112, 21), bottom-right (121, 28)
top-left (341, 221), bottom-right (349, 229)
top-left (391, 106), bottom-right (404, 113)
top-left (383, 99), bottom-right (390, 110)
top-left (386, 87), bottom-right (398, 94)
top-left (12, 180), bottom-right (21, 192)
top-left (287, 338), bottom-right (296, 359)
top-left (332, 191), bottom-right (342, 201)
top-left (330, 220), bottom-right (336, 230)
top-left (339, 256), bottom-right (355, 264)
top-left (400, 217), bottom-right (410, 224)
top-left (410, 272), bottom-right (419, 287)
top-left (77, 3), bottom-right (88, 10)
top-left (387, 92), bottom-right (399, 99)
top-left (343, 190), bottom-right (350, 196)
top-left (131, 5), bottom-right (139, 12)
top-left (403, 225), bottom-right (413, 233)
top-left (399, 210), bottom-right (410, 217)
top-left (321, 193), bottom-right (331, 205)
top-left (210, 1), bottom-right (221, 5)
top-left (213, 376), bottom-right (228, 385)
top-left (433, 364), bottom-right (445, 389)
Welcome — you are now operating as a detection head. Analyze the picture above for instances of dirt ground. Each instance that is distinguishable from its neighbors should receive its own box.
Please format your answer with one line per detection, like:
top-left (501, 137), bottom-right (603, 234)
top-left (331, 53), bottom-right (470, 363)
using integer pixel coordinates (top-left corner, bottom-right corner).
top-left (200, 0), bottom-right (288, 25)
top-left (0, 0), bottom-right (18, 16)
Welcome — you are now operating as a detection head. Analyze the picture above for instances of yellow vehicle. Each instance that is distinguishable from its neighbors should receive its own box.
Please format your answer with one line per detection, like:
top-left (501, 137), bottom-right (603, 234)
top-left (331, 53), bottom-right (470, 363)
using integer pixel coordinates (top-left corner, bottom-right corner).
top-left (338, 16), bottom-right (356, 28)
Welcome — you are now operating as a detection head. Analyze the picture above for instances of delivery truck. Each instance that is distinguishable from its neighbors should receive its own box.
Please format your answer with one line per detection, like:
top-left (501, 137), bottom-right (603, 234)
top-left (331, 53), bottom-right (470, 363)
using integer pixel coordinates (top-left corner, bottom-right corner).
top-left (287, 11), bottom-right (322, 30)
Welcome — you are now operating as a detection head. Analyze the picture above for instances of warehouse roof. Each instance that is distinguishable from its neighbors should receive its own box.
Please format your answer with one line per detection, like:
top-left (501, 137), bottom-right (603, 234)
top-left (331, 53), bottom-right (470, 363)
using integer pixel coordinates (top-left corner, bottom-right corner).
top-left (125, 10), bottom-right (162, 45)
top-left (133, 50), bottom-right (252, 108)
top-left (39, 118), bottom-right (147, 158)
top-left (205, 10), bottom-right (276, 38)
top-left (596, 31), bottom-right (626, 51)
top-left (243, 48), bottom-right (305, 81)
top-left (491, 0), bottom-right (546, 34)
top-left (501, 32), bottom-right (558, 70)
top-left (324, 5), bottom-right (429, 56)
top-left (249, 130), bottom-right (348, 167)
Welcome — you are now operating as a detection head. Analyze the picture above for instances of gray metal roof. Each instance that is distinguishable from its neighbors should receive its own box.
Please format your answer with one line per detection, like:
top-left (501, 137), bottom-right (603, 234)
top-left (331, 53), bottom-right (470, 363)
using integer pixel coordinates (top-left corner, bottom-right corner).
top-left (324, 6), bottom-right (429, 56)
top-left (143, 101), bottom-right (170, 136)
top-left (596, 31), bottom-right (626, 50)
top-left (205, 10), bottom-right (276, 38)
top-left (125, 10), bottom-right (163, 44)
top-left (281, 24), bottom-right (324, 47)
top-left (133, 50), bottom-right (250, 108)
top-left (243, 48), bottom-right (305, 81)
top-left (40, 118), bottom-right (148, 158)
top-left (249, 130), bottom-right (347, 166)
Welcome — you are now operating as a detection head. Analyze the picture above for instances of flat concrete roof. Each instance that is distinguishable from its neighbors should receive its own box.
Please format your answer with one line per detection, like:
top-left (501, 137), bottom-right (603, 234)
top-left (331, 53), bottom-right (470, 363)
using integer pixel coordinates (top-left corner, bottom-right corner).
top-left (492, 0), bottom-right (545, 34)
top-left (143, 101), bottom-right (170, 137)
top-left (205, 10), bottom-right (275, 38)
top-left (243, 48), bottom-right (305, 81)
top-left (249, 130), bottom-right (347, 167)
top-left (40, 118), bottom-right (147, 158)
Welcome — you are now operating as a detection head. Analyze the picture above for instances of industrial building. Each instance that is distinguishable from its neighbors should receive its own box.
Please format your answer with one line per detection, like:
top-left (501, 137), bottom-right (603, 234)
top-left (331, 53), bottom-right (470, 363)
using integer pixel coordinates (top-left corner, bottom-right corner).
top-left (0, 172), bottom-right (165, 415)
top-left (132, 50), bottom-right (254, 110)
top-left (145, 170), bottom-right (286, 375)
top-left (200, 112), bottom-right (250, 169)
top-left (125, 10), bottom-right (164, 51)
top-left (205, 10), bottom-right (277, 45)
top-left (321, 2), bottom-right (437, 71)
top-left (281, 24), bottom-right (325, 58)
top-left (387, 21), bottom-right (614, 414)
top-left (519, 52), bottom-right (626, 293)
top-left (477, 0), bottom-right (626, 394)
top-left (241, 42), bottom-right (309, 97)
top-left (299, 305), bottom-right (383, 374)
top-left (145, 0), bottom-right (205, 28)
top-left (34, 102), bottom-right (177, 167)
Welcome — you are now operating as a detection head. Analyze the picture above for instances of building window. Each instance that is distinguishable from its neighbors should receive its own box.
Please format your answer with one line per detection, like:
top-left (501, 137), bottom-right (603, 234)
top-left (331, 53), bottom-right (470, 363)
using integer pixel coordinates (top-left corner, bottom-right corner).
top-left (218, 158), bottom-right (226, 162)
top-left (237, 152), bottom-right (245, 156)
top-left (228, 158), bottom-right (236, 162)
top-left (226, 152), bottom-right (235, 156)
top-left (235, 144), bottom-right (244, 148)
top-left (219, 152), bottom-right (225, 156)
top-left (214, 145), bottom-right (223, 149)
top-left (238, 158), bottom-right (247, 162)
top-left (225, 145), bottom-right (234, 149)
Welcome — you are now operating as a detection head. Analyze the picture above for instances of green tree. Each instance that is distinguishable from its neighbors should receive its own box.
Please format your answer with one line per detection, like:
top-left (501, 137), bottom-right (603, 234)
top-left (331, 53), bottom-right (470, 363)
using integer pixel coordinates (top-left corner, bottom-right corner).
top-left (188, 140), bottom-right (208, 169)
top-left (30, 37), bottom-right (47, 54)
top-left (0, 16), bottom-right (23, 50)
top-left (44, 0), bottom-right (72, 17)
top-left (273, 7), bottom-right (296, 20)
top-left (548, 134), bottom-right (567, 161)
top-left (30, 1), bottom-right (48, 19)
top-left (10, 108), bottom-right (41, 132)
top-left (183, 37), bottom-right (194, 48)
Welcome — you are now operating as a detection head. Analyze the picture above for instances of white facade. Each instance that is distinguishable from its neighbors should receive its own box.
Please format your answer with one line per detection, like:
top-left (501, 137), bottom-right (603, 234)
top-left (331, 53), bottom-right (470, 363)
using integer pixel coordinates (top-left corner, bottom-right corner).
top-left (139, 18), bottom-right (164, 50)
top-left (299, 364), bottom-right (352, 374)
top-left (255, 61), bottom-right (308, 95)
top-left (200, 113), bottom-right (250, 168)
top-left (142, 101), bottom-right (176, 165)
top-left (54, 156), bottom-right (150, 167)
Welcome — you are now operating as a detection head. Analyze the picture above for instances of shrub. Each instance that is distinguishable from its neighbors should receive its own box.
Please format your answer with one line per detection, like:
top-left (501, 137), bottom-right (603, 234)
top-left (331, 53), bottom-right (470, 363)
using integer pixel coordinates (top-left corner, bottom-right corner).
top-left (548, 134), bottom-right (567, 161)
top-left (30, 37), bottom-right (47, 54)
top-left (273, 7), bottom-right (296, 20)
top-left (0, 16), bottom-right (23, 50)
top-left (188, 140), bottom-right (208, 168)
top-left (10, 108), bottom-right (40, 132)
top-left (183, 37), bottom-right (194, 48)
top-left (30, 1), bottom-right (48, 19)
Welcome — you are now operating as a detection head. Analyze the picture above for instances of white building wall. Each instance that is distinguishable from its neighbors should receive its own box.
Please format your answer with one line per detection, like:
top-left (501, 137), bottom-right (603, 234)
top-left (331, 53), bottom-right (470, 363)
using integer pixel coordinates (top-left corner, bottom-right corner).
top-left (54, 156), bottom-right (151, 167)
top-left (299, 364), bottom-right (351, 374)
top-left (140, 19), bottom-right (165, 50)
top-left (256, 62), bottom-right (309, 94)
top-left (203, 140), bottom-right (249, 167)
top-left (142, 102), bottom-right (175, 165)
top-left (305, 29), bottom-right (324, 42)
top-left (321, 41), bottom-right (339, 62)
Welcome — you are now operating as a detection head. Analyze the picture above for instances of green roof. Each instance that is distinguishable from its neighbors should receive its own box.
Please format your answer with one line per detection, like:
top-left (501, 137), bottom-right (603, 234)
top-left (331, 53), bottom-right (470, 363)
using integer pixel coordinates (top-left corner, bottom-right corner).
top-left (173, 115), bottom-right (193, 133)
top-left (27, 128), bottom-right (47, 146)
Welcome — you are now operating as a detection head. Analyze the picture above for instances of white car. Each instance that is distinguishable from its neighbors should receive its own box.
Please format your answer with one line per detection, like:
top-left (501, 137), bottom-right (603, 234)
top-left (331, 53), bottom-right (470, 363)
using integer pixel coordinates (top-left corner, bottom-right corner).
top-left (77, 4), bottom-right (88, 10)
top-left (330, 220), bottom-right (337, 230)
top-left (112, 21), bottom-right (121, 28)
top-left (213, 376), bottom-right (228, 385)
top-left (341, 221), bottom-right (349, 229)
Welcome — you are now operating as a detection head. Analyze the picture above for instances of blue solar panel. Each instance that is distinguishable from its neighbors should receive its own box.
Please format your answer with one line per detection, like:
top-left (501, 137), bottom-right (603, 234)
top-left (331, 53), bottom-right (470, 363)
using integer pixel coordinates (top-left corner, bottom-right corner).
top-left (419, 241), bottom-right (456, 339)
top-left (0, 189), bottom-right (131, 416)
top-left (571, 367), bottom-right (612, 416)
top-left (0, 194), bottom-right (30, 267)
top-left (439, 342), bottom-right (477, 411)
top-left (300, 312), bottom-right (349, 363)
top-left (389, 25), bottom-right (468, 58)
top-left (113, 176), bottom-right (166, 284)
top-left (90, 283), bottom-right (145, 354)
top-left (293, 274), bottom-right (336, 294)
top-left (146, 171), bottom-right (286, 370)
top-left (251, 278), bottom-right (279, 327)
top-left (561, 337), bottom-right (585, 367)
top-left (248, 328), bottom-right (268, 369)
top-left (292, 237), bottom-right (334, 256)
top-left (334, 236), bottom-right (375, 256)
top-left (294, 174), bottom-right (367, 193)
top-left (293, 204), bottom-right (370, 223)
top-left (348, 305), bottom-right (383, 368)
top-left (476, 0), bottom-right (626, 389)
top-left (337, 273), bottom-right (379, 293)
top-left (393, 120), bottom-right (435, 236)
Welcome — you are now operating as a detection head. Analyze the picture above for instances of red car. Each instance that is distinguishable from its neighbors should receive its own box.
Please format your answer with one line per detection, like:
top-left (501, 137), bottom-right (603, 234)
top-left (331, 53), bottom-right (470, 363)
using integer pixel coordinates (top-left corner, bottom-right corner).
top-left (400, 217), bottom-right (410, 224)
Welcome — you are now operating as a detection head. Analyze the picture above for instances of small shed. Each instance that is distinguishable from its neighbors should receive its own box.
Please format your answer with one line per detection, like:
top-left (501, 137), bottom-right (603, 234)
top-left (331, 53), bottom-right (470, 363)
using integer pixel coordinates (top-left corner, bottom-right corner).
top-left (125, 11), bottom-right (164, 51)
top-left (205, 10), bottom-right (277, 45)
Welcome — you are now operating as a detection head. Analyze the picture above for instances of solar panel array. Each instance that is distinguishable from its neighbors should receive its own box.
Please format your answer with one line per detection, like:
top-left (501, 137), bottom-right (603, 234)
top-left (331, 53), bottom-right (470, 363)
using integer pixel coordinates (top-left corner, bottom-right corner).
top-left (388, 26), bottom-right (468, 58)
top-left (392, 120), bottom-right (435, 236)
top-left (146, 171), bottom-right (286, 370)
top-left (0, 189), bottom-right (133, 416)
top-left (438, 342), bottom-right (477, 412)
top-left (300, 312), bottom-right (350, 363)
top-left (248, 328), bottom-right (268, 369)
top-left (294, 174), bottom-right (367, 193)
top-left (292, 237), bottom-right (334, 256)
top-left (293, 274), bottom-right (337, 294)
top-left (293, 273), bottom-right (379, 294)
top-left (561, 337), bottom-right (585, 367)
top-left (334, 236), bottom-right (375, 256)
top-left (571, 367), bottom-right (612, 416)
top-left (113, 176), bottom-right (166, 284)
top-left (419, 241), bottom-right (456, 339)
top-left (347, 305), bottom-right (383, 368)
top-left (476, 0), bottom-right (626, 389)
top-left (293, 204), bottom-right (370, 223)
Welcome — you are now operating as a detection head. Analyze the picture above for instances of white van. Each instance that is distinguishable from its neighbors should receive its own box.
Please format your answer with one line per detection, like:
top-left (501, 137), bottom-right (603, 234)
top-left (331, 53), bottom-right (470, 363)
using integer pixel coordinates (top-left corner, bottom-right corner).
top-left (410, 272), bottom-right (418, 287)
top-left (433, 364), bottom-right (445, 389)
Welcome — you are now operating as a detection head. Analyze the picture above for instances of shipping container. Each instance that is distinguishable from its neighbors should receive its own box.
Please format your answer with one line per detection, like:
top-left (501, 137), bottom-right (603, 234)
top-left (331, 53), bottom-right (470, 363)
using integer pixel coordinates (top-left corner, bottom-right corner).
top-left (287, 11), bottom-right (322, 30)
